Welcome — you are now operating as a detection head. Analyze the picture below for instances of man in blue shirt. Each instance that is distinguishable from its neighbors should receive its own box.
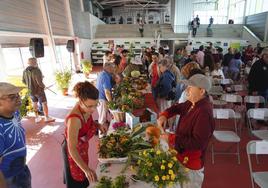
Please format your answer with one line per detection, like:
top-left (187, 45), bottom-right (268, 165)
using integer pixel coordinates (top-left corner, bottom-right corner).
top-left (96, 63), bottom-right (115, 126)
top-left (0, 82), bottom-right (31, 188)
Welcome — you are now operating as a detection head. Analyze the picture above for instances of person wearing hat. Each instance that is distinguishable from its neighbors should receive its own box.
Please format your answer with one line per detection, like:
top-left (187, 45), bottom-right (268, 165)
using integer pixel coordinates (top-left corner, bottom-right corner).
top-left (0, 82), bottom-right (31, 188)
top-left (22, 57), bottom-right (55, 123)
top-left (157, 74), bottom-right (215, 188)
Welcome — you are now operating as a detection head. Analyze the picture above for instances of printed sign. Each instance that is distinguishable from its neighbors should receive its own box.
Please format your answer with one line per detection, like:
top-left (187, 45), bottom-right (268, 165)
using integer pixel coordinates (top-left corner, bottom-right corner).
top-left (256, 141), bottom-right (268, 154)
top-left (253, 109), bottom-right (265, 120)
top-left (216, 109), bottom-right (229, 119)
top-left (226, 94), bottom-right (237, 102)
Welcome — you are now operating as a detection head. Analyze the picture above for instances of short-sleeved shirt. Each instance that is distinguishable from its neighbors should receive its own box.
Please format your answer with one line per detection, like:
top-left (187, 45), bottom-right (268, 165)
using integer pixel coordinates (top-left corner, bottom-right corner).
top-left (96, 71), bottom-right (112, 100)
top-left (0, 111), bottom-right (27, 178)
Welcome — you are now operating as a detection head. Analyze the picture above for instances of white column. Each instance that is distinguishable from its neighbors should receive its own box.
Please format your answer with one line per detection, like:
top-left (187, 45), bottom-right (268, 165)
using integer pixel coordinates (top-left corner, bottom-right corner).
top-left (39, 0), bottom-right (58, 70)
top-left (66, 0), bottom-right (81, 72)
top-left (264, 13), bottom-right (268, 42)
top-left (0, 45), bottom-right (7, 81)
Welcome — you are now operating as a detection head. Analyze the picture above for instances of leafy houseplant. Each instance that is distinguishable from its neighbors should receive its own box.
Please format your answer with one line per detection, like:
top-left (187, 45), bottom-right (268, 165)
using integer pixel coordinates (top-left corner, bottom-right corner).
top-left (55, 70), bottom-right (72, 95)
top-left (81, 59), bottom-right (93, 78)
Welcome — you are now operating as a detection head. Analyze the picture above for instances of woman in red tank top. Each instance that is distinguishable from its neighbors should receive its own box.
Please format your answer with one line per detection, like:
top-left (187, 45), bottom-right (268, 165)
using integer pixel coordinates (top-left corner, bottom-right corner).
top-left (62, 81), bottom-right (107, 188)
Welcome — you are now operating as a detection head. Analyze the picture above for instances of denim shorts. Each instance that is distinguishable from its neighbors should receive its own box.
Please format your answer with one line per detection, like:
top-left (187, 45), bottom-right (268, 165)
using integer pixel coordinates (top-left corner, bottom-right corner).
top-left (6, 165), bottom-right (32, 188)
top-left (30, 90), bottom-right (47, 103)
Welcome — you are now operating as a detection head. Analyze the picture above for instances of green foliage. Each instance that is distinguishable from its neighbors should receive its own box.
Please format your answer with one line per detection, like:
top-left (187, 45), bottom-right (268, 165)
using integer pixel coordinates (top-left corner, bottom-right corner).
top-left (19, 90), bottom-right (31, 117)
top-left (99, 128), bottom-right (151, 158)
top-left (95, 175), bottom-right (129, 188)
top-left (127, 43), bottom-right (135, 64)
top-left (81, 59), bottom-right (93, 74)
top-left (55, 69), bottom-right (72, 90)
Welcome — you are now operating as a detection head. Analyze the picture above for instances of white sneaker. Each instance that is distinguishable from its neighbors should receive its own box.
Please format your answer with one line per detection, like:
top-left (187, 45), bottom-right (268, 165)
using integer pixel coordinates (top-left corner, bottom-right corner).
top-left (44, 116), bottom-right (55, 123)
top-left (35, 117), bottom-right (43, 123)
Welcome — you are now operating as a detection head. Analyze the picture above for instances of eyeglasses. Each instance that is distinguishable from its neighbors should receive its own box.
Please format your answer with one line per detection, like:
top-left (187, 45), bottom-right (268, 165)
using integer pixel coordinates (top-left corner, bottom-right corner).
top-left (0, 93), bottom-right (20, 101)
top-left (81, 100), bottom-right (99, 109)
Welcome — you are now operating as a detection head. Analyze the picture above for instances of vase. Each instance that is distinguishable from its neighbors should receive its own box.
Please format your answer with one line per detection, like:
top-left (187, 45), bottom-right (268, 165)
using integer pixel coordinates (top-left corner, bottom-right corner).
top-left (62, 88), bottom-right (68, 96)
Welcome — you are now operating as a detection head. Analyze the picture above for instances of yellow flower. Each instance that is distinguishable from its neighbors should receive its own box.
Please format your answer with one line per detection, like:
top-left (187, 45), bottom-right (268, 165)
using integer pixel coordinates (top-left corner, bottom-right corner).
top-left (171, 174), bottom-right (176, 180)
top-left (147, 162), bottom-right (152, 167)
top-left (166, 175), bottom-right (170, 180)
top-left (150, 148), bottom-right (154, 152)
top-left (168, 169), bottom-right (174, 175)
top-left (183, 156), bottom-right (189, 164)
top-left (139, 151), bottom-right (142, 156)
top-left (162, 160), bottom-right (166, 163)
top-left (143, 150), bottom-right (147, 156)
top-left (170, 149), bottom-right (178, 155)
top-left (172, 156), bottom-right (177, 161)
top-left (161, 165), bottom-right (165, 170)
top-left (156, 150), bottom-right (161, 155)
top-left (162, 175), bottom-right (166, 181)
top-left (137, 160), bottom-right (141, 165)
top-left (168, 163), bottom-right (173, 168)
top-left (154, 175), bottom-right (159, 182)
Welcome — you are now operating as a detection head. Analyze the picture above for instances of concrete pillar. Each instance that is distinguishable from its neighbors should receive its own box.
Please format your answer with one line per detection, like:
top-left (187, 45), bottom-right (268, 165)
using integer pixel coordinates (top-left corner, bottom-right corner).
top-left (0, 45), bottom-right (7, 81)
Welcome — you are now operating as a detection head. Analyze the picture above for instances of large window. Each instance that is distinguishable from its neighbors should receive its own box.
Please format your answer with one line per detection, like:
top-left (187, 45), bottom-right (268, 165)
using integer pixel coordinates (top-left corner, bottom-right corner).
top-left (246, 0), bottom-right (268, 16)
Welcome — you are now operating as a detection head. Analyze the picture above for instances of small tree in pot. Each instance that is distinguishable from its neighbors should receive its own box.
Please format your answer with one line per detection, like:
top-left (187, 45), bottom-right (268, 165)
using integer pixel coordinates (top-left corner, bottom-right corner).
top-left (81, 59), bottom-right (93, 78)
top-left (55, 69), bottom-right (72, 95)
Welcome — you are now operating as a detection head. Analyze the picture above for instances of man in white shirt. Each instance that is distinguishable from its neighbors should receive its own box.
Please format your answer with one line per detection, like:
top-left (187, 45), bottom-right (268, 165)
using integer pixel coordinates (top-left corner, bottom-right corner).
top-left (196, 45), bottom-right (205, 68)
top-left (185, 42), bottom-right (193, 55)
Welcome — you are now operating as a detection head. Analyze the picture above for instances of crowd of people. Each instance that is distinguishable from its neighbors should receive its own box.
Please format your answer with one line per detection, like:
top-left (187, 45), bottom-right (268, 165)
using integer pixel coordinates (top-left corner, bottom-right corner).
top-left (1, 39), bottom-right (268, 188)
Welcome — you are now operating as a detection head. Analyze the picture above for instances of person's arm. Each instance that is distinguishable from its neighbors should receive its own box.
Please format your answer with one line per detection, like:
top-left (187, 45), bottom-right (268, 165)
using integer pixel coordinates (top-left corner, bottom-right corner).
top-left (67, 118), bottom-right (97, 182)
top-left (158, 101), bottom-right (189, 129)
top-left (0, 170), bottom-right (7, 188)
top-left (34, 69), bottom-right (45, 89)
top-left (104, 89), bottom-right (112, 102)
top-left (175, 111), bottom-right (214, 151)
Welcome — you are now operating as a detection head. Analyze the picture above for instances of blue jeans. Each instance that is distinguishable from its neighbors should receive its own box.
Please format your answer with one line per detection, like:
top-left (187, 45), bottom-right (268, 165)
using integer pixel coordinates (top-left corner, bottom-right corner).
top-left (6, 166), bottom-right (31, 188)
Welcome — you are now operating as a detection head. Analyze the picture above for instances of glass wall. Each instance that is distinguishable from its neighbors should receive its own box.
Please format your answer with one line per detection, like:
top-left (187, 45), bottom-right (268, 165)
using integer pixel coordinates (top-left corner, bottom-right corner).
top-left (193, 0), bottom-right (268, 24)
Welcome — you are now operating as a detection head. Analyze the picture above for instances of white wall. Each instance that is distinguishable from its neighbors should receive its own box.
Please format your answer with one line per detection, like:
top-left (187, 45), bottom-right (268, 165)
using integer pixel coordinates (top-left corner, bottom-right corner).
top-left (79, 38), bottom-right (92, 60)
top-left (89, 14), bottom-right (105, 39)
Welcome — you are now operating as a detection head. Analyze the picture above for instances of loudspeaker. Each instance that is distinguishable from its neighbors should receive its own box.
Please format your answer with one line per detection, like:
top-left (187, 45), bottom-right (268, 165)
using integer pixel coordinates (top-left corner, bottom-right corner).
top-left (66, 40), bottom-right (75, 52)
top-left (29, 38), bottom-right (44, 58)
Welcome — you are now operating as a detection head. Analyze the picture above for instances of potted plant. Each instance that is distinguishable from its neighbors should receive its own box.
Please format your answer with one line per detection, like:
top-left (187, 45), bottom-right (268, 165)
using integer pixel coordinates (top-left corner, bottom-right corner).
top-left (81, 59), bottom-right (93, 78)
top-left (55, 69), bottom-right (72, 95)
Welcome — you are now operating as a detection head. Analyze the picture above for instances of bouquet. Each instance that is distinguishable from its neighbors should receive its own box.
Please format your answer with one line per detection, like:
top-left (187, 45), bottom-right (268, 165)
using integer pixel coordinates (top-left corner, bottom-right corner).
top-left (134, 148), bottom-right (188, 188)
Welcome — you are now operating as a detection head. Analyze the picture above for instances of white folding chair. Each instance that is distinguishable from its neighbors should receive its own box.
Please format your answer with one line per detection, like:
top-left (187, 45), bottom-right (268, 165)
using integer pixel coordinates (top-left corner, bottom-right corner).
top-left (212, 108), bottom-right (241, 164)
top-left (247, 108), bottom-right (268, 140)
top-left (221, 94), bottom-right (244, 133)
top-left (245, 96), bottom-right (266, 107)
top-left (247, 140), bottom-right (268, 188)
top-left (231, 84), bottom-right (246, 92)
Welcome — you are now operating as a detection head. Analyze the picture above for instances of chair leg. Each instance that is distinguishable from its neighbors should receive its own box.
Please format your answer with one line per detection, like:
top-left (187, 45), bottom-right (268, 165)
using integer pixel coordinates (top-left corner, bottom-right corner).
top-left (237, 143), bottom-right (240, 164)
top-left (212, 143), bottom-right (215, 164)
top-left (256, 154), bottom-right (259, 164)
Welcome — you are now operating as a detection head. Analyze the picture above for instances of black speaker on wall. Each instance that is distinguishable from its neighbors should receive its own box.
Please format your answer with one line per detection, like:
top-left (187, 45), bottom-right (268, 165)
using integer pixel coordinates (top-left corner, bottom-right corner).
top-left (29, 38), bottom-right (44, 58)
top-left (66, 40), bottom-right (75, 52)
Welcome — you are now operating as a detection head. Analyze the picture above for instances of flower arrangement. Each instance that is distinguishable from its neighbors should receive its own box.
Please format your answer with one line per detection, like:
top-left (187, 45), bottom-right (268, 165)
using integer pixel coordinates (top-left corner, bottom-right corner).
top-left (99, 125), bottom-right (151, 158)
top-left (134, 148), bottom-right (188, 188)
top-left (55, 69), bottom-right (72, 95)
top-left (95, 175), bottom-right (129, 188)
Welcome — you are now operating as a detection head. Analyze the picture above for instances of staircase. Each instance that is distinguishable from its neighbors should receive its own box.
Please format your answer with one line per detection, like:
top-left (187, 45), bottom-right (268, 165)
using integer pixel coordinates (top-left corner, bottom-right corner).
top-left (193, 24), bottom-right (243, 38)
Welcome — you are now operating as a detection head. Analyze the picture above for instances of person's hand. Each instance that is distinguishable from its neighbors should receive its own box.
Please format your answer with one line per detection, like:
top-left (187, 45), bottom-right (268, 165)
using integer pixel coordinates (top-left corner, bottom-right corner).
top-left (157, 116), bottom-right (167, 131)
top-left (99, 124), bottom-right (108, 134)
top-left (84, 168), bottom-right (97, 182)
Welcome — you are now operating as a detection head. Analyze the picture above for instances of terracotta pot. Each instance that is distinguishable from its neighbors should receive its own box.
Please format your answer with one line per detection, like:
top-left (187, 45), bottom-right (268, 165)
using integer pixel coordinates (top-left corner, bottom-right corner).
top-left (62, 88), bottom-right (68, 96)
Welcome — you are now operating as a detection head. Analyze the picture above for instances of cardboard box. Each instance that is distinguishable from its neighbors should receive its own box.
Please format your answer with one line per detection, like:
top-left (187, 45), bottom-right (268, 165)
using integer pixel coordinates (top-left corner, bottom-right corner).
top-left (125, 108), bottom-right (157, 129)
